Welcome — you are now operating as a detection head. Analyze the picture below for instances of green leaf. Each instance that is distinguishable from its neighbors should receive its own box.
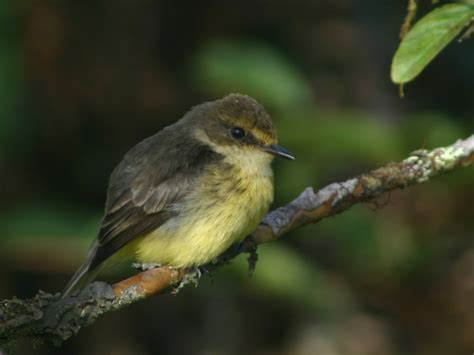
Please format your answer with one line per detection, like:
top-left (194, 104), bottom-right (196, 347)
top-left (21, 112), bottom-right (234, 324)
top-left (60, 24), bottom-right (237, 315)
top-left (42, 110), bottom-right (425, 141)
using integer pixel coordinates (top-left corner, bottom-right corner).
top-left (391, 3), bottom-right (474, 84)
top-left (190, 40), bottom-right (312, 109)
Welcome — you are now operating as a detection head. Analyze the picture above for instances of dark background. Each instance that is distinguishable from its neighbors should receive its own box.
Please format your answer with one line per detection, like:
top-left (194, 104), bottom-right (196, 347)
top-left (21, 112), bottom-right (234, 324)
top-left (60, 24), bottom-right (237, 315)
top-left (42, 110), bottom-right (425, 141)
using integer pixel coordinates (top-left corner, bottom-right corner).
top-left (1, 1), bottom-right (473, 354)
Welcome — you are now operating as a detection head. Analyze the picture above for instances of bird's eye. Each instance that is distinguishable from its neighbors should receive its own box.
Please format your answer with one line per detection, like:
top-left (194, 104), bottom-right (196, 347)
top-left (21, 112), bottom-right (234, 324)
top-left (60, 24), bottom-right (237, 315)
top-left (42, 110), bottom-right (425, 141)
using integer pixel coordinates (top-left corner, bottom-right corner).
top-left (230, 127), bottom-right (245, 139)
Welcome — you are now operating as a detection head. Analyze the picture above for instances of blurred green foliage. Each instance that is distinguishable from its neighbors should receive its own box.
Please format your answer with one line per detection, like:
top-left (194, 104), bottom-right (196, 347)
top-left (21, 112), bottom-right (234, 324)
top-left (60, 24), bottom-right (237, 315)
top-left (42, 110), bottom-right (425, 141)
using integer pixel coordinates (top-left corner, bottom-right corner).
top-left (0, 1), bottom-right (27, 160)
top-left (0, 1), bottom-right (473, 355)
top-left (191, 40), bottom-right (312, 109)
top-left (0, 200), bottom-right (99, 240)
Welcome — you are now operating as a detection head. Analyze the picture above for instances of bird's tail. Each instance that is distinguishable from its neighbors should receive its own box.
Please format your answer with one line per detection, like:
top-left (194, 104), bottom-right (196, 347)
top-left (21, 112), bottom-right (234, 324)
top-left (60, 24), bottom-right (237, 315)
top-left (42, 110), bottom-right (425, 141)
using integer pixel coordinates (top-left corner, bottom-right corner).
top-left (62, 240), bottom-right (102, 298)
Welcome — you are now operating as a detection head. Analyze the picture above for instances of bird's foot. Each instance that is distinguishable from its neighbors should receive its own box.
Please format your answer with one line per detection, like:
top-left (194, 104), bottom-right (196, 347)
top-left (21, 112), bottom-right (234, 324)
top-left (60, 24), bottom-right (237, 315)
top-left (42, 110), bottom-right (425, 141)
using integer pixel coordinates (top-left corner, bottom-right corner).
top-left (132, 262), bottom-right (162, 271)
top-left (246, 246), bottom-right (258, 276)
top-left (172, 266), bottom-right (205, 294)
top-left (208, 236), bottom-right (259, 276)
top-left (238, 235), bottom-right (258, 276)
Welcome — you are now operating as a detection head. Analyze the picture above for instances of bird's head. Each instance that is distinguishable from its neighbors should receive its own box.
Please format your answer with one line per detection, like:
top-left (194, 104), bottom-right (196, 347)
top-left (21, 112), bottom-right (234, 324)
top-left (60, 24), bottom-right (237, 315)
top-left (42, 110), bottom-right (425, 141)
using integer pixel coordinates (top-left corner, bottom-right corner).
top-left (187, 94), bottom-right (295, 162)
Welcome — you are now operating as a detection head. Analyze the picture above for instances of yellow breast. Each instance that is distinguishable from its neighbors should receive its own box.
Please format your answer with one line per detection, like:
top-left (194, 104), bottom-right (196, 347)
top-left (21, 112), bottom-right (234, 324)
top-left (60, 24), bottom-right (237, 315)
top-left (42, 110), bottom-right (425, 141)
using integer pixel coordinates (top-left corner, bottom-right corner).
top-left (136, 149), bottom-right (274, 267)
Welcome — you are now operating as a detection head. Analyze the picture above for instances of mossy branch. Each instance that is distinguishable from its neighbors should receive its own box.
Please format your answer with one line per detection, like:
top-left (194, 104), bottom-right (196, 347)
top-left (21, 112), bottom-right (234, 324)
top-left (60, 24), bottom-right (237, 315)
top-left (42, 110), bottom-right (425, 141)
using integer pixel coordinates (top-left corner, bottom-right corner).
top-left (1, 135), bottom-right (473, 348)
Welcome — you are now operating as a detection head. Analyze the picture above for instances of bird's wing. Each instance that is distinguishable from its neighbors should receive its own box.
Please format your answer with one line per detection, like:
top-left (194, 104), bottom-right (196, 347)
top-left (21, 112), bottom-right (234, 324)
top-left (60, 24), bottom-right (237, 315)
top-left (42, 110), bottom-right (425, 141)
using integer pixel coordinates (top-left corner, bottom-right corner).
top-left (88, 132), bottom-right (220, 269)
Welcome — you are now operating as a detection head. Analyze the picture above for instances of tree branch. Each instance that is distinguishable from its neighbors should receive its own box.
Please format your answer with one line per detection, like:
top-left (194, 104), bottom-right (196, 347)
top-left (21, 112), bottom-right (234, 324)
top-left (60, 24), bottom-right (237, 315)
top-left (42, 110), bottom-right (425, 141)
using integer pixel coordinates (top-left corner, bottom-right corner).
top-left (1, 135), bottom-right (473, 348)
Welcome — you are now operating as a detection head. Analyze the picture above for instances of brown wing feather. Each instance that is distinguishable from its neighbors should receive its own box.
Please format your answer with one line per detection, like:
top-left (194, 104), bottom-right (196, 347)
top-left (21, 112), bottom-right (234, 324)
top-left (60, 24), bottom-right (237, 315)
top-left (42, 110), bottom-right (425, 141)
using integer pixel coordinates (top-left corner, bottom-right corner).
top-left (90, 202), bottom-right (171, 269)
top-left (87, 127), bottom-right (221, 269)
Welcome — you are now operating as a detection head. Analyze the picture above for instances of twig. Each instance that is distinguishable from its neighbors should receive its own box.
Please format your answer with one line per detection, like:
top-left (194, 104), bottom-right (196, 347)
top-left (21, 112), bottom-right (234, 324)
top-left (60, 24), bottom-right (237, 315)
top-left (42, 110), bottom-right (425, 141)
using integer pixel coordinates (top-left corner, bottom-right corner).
top-left (400, 0), bottom-right (418, 39)
top-left (1, 135), bottom-right (473, 348)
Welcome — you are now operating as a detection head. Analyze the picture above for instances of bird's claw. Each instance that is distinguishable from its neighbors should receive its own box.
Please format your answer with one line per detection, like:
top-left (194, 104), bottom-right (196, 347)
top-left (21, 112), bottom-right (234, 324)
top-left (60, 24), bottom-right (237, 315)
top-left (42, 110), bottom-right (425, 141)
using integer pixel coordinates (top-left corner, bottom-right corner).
top-left (238, 235), bottom-right (258, 276)
top-left (132, 262), bottom-right (162, 271)
top-left (246, 245), bottom-right (258, 276)
top-left (172, 266), bottom-right (205, 294)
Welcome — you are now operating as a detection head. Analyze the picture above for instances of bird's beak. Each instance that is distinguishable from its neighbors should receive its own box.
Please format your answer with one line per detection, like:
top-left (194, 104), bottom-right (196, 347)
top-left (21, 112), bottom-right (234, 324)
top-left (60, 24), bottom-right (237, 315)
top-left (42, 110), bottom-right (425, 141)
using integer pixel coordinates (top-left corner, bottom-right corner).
top-left (263, 144), bottom-right (295, 160)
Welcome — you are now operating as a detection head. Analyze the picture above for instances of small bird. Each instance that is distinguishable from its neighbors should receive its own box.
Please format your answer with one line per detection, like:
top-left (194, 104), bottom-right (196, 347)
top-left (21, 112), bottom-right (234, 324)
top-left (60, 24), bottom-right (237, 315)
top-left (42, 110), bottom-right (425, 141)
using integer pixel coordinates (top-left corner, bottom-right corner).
top-left (63, 94), bottom-right (294, 296)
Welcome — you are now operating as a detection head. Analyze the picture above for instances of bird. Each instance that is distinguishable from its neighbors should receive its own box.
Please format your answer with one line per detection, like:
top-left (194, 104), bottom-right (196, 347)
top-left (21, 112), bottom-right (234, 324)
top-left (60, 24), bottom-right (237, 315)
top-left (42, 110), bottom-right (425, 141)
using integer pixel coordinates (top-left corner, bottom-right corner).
top-left (63, 93), bottom-right (294, 296)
